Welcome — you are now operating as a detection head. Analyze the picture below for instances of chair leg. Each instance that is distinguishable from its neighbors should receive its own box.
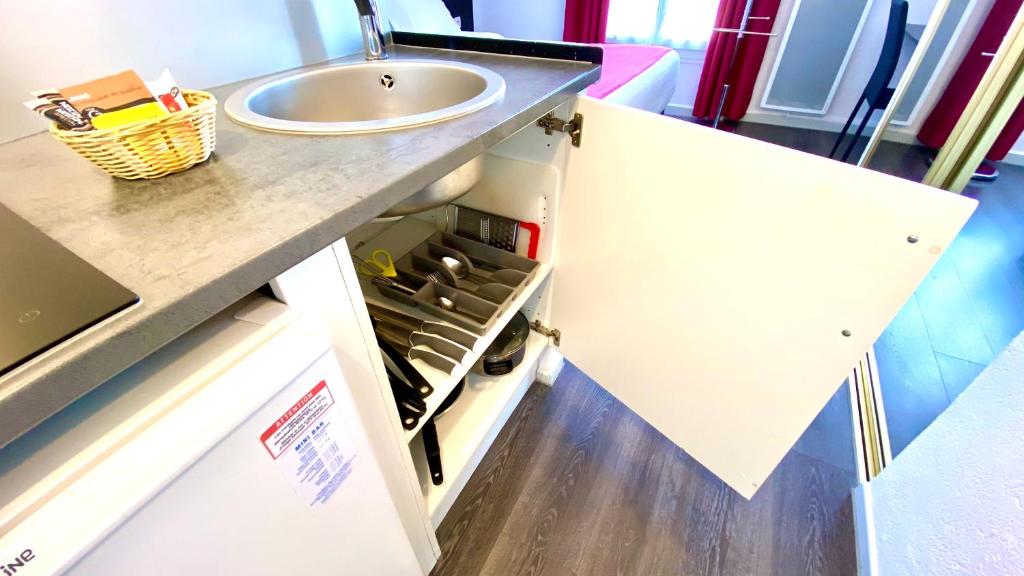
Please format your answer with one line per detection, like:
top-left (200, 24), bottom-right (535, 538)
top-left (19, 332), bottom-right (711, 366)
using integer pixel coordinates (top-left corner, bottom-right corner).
top-left (830, 95), bottom-right (867, 159)
top-left (840, 103), bottom-right (877, 163)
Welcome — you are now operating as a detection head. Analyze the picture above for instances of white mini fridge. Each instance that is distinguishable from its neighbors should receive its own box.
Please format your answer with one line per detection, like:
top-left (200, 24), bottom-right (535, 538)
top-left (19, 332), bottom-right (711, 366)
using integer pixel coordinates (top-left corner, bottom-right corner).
top-left (0, 296), bottom-right (421, 575)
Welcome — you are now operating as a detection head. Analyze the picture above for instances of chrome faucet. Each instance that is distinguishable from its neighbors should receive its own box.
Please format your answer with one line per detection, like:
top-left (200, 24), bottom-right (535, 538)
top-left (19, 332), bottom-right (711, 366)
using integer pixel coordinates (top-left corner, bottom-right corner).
top-left (353, 0), bottom-right (389, 60)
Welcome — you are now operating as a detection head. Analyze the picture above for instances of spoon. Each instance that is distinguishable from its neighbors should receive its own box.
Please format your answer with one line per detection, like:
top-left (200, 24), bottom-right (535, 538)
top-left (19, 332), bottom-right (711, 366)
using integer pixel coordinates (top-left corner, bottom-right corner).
top-left (441, 256), bottom-right (468, 279)
top-left (442, 256), bottom-right (489, 283)
top-left (438, 296), bottom-right (488, 322)
top-left (438, 295), bottom-right (458, 312)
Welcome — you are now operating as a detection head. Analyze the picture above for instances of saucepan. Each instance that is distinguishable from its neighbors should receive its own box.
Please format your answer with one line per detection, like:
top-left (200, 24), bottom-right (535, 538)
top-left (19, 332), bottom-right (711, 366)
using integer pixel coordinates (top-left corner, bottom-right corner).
top-left (472, 311), bottom-right (529, 376)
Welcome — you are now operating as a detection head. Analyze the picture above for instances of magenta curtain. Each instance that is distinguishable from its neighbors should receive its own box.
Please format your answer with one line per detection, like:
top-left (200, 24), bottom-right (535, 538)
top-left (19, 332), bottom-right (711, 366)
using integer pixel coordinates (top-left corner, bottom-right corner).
top-left (918, 0), bottom-right (1024, 160)
top-left (563, 0), bottom-right (611, 43)
top-left (692, 0), bottom-right (781, 121)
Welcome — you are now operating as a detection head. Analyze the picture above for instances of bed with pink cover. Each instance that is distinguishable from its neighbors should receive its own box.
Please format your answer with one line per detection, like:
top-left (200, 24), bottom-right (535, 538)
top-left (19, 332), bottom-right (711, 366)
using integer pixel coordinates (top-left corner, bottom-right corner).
top-left (586, 44), bottom-right (680, 114)
top-left (387, 0), bottom-right (680, 114)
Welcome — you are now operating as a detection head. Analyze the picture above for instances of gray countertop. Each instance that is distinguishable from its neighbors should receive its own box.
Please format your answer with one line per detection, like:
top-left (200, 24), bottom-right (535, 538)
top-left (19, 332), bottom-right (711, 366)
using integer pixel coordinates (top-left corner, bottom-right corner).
top-left (0, 45), bottom-right (599, 448)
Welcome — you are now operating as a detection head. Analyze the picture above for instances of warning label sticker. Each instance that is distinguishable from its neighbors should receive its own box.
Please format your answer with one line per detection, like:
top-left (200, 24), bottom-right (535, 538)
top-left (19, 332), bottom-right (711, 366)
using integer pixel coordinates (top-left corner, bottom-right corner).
top-left (260, 380), bottom-right (356, 507)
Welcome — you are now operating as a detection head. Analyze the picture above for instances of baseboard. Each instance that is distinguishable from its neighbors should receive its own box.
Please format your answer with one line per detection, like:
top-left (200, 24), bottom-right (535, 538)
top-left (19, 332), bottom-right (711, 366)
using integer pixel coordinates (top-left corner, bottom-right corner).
top-left (739, 110), bottom-right (843, 132)
top-left (740, 111), bottom-right (922, 144)
top-left (848, 369), bottom-right (868, 482)
top-left (866, 349), bottom-right (893, 466)
top-left (1004, 150), bottom-right (1024, 167)
top-left (535, 346), bottom-right (564, 386)
top-left (666, 107), bottom-right (921, 145)
top-left (851, 350), bottom-right (885, 576)
top-left (853, 483), bottom-right (878, 576)
top-left (665, 103), bottom-right (693, 117)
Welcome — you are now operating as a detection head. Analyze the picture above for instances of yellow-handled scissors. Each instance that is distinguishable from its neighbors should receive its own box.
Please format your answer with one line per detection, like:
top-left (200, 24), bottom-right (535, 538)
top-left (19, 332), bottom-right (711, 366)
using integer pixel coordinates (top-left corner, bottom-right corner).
top-left (357, 249), bottom-right (397, 278)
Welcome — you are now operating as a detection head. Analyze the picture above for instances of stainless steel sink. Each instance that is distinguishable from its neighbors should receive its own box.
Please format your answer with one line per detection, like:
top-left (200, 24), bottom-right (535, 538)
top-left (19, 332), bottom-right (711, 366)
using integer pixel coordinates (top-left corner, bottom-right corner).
top-left (224, 59), bottom-right (506, 134)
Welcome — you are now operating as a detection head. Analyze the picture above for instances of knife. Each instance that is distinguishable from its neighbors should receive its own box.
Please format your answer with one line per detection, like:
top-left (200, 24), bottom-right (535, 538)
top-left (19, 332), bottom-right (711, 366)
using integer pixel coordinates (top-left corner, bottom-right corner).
top-left (408, 345), bottom-right (458, 375)
top-left (375, 323), bottom-right (471, 364)
top-left (367, 304), bottom-right (478, 349)
top-left (379, 333), bottom-right (459, 375)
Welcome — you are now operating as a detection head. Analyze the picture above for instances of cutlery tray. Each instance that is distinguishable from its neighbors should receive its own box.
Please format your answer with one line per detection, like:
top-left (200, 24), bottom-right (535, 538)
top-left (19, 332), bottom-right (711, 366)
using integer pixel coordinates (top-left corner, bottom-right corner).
top-left (373, 232), bottom-right (539, 334)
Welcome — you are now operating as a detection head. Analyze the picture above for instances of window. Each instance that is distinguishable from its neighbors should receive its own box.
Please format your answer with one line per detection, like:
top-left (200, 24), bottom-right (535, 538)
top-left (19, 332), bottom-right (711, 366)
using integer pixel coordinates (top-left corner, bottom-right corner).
top-left (606, 0), bottom-right (719, 50)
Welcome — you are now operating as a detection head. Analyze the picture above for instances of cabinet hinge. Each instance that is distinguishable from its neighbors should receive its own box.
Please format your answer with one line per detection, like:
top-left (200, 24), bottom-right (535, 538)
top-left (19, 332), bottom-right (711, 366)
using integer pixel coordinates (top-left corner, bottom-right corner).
top-left (530, 320), bottom-right (561, 347)
top-left (537, 113), bottom-right (583, 147)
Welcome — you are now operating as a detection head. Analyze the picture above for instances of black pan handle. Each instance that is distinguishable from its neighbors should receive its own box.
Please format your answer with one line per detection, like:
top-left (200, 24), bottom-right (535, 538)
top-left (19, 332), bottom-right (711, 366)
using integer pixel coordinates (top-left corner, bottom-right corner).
top-left (421, 419), bottom-right (443, 485)
top-left (389, 374), bottom-right (426, 413)
top-left (389, 376), bottom-right (423, 431)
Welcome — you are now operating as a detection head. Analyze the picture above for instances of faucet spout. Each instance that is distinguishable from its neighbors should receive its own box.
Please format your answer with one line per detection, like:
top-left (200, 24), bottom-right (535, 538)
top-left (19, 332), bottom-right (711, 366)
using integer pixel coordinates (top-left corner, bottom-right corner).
top-left (353, 0), bottom-right (389, 60)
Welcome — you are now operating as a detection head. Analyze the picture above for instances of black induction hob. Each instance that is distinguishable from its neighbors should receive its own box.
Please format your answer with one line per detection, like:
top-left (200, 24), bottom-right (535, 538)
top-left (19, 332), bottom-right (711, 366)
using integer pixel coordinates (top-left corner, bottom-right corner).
top-left (0, 204), bottom-right (139, 377)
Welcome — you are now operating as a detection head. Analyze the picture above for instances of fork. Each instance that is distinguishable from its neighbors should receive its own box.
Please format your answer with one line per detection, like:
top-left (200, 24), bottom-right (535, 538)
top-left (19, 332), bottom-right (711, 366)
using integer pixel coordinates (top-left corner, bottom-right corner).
top-left (426, 271), bottom-right (453, 286)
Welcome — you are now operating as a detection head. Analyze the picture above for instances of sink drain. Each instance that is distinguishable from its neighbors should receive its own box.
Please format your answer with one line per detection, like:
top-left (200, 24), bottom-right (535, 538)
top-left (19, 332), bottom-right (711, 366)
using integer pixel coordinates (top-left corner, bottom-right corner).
top-left (379, 74), bottom-right (395, 90)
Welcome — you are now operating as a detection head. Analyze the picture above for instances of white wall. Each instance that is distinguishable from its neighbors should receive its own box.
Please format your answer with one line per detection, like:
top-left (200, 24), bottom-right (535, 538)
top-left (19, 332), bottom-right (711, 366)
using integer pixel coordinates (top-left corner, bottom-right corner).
top-left (745, 0), bottom-right (992, 141)
top-left (746, 0), bottom-right (894, 131)
top-left (908, 0), bottom-right (939, 26)
top-left (668, 0), bottom-right (891, 121)
top-left (0, 0), bottom-right (368, 144)
top-left (1010, 134), bottom-right (1024, 164)
top-left (472, 0), bottom-right (565, 41)
top-left (469, 0), bottom-right (703, 114)
top-left (667, 51), bottom-right (705, 114)
top-left (866, 331), bottom-right (1024, 575)
top-left (468, 0), bottom-right (1016, 157)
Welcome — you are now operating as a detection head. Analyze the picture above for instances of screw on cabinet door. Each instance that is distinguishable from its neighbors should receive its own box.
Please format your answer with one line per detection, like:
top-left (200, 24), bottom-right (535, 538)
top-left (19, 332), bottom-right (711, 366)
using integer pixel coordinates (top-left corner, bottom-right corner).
top-left (907, 235), bottom-right (919, 244)
top-left (842, 330), bottom-right (852, 337)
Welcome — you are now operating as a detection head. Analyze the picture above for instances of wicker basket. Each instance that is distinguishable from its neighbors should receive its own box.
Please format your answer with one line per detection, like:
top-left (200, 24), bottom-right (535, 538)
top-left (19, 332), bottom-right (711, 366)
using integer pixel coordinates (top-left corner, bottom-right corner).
top-left (49, 90), bottom-right (217, 180)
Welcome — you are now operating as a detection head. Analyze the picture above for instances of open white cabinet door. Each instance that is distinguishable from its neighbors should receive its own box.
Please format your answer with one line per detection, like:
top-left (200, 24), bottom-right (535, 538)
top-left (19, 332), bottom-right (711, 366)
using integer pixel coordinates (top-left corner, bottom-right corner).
top-left (549, 96), bottom-right (976, 499)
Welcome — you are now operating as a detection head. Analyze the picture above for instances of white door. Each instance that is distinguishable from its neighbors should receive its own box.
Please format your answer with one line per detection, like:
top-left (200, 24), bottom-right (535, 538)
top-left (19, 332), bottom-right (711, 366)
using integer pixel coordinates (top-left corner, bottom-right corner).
top-left (549, 96), bottom-right (976, 499)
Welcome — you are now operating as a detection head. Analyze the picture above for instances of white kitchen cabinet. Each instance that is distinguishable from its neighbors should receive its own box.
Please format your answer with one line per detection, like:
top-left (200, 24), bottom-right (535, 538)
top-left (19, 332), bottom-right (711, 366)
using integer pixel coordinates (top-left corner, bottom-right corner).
top-left (278, 95), bottom-right (976, 570)
top-left (0, 296), bottom-right (423, 575)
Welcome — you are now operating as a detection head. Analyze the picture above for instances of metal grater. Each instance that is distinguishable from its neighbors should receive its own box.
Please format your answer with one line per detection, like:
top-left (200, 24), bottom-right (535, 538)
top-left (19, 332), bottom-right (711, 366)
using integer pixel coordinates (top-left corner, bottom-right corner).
top-left (453, 205), bottom-right (519, 252)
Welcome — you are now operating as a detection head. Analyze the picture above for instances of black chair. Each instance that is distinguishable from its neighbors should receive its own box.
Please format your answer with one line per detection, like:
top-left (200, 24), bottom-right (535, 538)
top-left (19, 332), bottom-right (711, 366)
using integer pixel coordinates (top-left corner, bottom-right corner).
top-left (829, 0), bottom-right (909, 162)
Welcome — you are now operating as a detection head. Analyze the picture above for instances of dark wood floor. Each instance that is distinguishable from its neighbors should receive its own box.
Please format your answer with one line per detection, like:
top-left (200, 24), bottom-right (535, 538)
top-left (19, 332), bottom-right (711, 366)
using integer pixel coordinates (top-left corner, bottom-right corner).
top-left (433, 365), bottom-right (857, 576)
top-left (875, 170), bottom-right (1024, 454)
top-left (730, 123), bottom-right (1024, 456)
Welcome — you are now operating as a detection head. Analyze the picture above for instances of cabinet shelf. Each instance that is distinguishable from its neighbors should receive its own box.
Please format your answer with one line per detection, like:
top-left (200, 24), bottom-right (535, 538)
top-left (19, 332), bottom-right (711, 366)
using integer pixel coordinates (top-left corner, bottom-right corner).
top-left (411, 331), bottom-right (547, 527)
top-left (398, 260), bottom-right (549, 440)
top-left (352, 216), bottom-right (553, 441)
